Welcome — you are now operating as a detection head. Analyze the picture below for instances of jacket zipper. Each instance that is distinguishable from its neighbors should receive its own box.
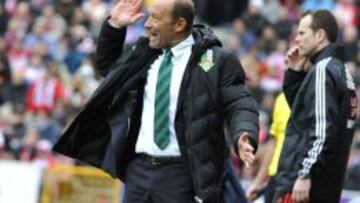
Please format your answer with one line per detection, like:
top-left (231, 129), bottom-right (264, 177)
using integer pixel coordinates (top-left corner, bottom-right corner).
top-left (183, 45), bottom-right (205, 202)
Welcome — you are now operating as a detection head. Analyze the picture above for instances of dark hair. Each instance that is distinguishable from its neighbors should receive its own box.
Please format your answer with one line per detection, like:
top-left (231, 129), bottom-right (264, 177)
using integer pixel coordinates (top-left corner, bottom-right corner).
top-left (171, 0), bottom-right (195, 31)
top-left (302, 10), bottom-right (338, 43)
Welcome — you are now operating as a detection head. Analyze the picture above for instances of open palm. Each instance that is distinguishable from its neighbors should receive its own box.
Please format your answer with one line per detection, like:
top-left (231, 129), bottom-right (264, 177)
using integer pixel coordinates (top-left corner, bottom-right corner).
top-left (110, 0), bottom-right (144, 27)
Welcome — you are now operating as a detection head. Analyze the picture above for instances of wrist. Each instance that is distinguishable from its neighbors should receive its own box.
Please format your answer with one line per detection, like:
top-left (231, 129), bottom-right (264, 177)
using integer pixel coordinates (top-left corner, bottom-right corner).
top-left (108, 17), bottom-right (125, 29)
top-left (253, 178), bottom-right (266, 186)
top-left (298, 172), bottom-right (310, 180)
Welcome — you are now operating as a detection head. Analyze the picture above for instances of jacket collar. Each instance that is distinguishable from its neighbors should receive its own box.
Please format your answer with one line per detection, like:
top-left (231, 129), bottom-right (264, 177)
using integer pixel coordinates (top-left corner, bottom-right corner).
top-left (191, 24), bottom-right (222, 49)
top-left (310, 43), bottom-right (345, 64)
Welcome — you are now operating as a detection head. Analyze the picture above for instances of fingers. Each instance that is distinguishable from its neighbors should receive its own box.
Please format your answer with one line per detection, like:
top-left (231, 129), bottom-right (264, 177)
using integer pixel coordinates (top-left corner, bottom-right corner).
top-left (288, 46), bottom-right (299, 57)
top-left (239, 145), bottom-right (255, 168)
top-left (304, 190), bottom-right (309, 202)
top-left (243, 152), bottom-right (255, 167)
top-left (292, 180), bottom-right (310, 203)
top-left (246, 186), bottom-right (260, 201)
top-left (118, 0), bottom-right (138, 7)
top-left (298, 190), bottom-right (309, 203)
top-left (132, 0), bottom-right (143, 8)
top-left (131, 0), bottom-right (144, 22)
top-left (112, 0), bottom-right (128, 15)
top-left (113, 0), bottom-right (123, 10)
top-left (239, 133), bottom-right (254, 154)
top-left (243, 141), bottom-right (254, 153)
top-left (110, 0), bottom-right (144, 27)
top-left (292, 191), bottom-right (299, 203)
top-left (286, 47), bottom-right (298, 65)
top-left (286, 46), bottom-right (309, 72)
top-left (122, 0), bottom-right (142, 9)
top-left (238, 132), bottom-right (255, 168)
top-left (245, 189), bottom-right (253, 199)
top-left (130, 12), bottom-right (145, 24)
top-left (286, 47), bottom-right (298, 58)
top-left (246, 191), bottom-right (257, 201)
top-left (240, 131), bottom-right (250, 140)
top-left (292, 190), bottom-right (308, 203)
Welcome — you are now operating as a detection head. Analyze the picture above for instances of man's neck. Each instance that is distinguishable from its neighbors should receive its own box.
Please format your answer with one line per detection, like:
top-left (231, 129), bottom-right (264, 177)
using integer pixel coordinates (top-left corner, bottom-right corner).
top-left (312, 41), bottom-right (330, 57)
top-left (168, 32), bottom-right (191, 48)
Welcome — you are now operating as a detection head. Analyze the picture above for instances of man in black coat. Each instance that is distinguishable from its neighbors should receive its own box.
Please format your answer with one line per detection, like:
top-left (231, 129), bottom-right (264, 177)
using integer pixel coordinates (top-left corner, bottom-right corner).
top-left (53, 0), bottom-right (259, 202)
top-left (275, 10), bottom-right (357, 203)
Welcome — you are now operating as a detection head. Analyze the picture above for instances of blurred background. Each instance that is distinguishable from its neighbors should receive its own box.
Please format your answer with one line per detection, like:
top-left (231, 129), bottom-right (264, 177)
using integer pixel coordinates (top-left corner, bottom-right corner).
top-left (0, 0), bottom-right (359, 202)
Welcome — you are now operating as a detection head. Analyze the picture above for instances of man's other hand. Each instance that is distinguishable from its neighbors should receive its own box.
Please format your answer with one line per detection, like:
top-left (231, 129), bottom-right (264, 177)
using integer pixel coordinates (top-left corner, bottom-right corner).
top-left (237, 132), bottom-right (255, 169)
top-left (292, 177), bottom-right (311, 203)
top-left (246, 182), bottom-right (264, 201)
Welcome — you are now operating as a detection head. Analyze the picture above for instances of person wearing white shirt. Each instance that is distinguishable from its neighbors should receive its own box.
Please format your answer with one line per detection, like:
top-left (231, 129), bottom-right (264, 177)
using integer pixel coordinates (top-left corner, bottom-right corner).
top-left (53, 0), bottom-right (259, 202)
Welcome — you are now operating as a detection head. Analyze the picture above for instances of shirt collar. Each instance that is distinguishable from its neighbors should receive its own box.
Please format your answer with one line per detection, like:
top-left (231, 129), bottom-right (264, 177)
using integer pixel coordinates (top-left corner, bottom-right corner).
top-left (163, 34), bottom-right (194, 58)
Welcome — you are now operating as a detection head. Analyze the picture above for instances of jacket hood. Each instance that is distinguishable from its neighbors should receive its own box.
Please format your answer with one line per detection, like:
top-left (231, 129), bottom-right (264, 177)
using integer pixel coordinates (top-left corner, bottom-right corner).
top-left (192, 24), bottom-right (222, 49)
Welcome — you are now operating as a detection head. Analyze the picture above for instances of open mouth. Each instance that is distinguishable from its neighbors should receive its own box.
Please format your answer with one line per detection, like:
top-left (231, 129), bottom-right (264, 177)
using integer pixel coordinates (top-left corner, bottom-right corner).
top-left (150, 32), bottom-right (158, 38)
top-left (145, 30), bottom-right (158, 38)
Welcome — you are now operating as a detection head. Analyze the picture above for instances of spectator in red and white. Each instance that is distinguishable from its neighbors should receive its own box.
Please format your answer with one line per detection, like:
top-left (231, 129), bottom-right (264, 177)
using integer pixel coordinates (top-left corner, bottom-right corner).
top-left (6, 38), bottom-right (31, 76)
top-left (260, 40), bottom-right (288, 93)
top-left (334, 0), bottom-right (357, 28)
top-left (26, 62), bottom-right (65, 113)
top-left (23, 55), bottom-right (46, 85)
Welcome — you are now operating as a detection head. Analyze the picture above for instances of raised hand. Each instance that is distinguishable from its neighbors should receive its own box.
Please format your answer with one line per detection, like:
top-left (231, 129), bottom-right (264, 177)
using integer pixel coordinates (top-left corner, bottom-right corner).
top-left (109, 0), bottom-right (145, 28)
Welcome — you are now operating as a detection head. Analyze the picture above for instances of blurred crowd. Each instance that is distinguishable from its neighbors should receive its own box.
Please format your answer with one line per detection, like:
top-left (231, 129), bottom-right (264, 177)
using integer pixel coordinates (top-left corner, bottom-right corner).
top-left (0, 0), bottom-right (359, 191)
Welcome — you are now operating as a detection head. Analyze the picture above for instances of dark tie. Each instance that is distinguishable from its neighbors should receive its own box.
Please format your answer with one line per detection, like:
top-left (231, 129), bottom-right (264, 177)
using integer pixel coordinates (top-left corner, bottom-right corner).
top-left (154, 49), bottom-right (173, 149)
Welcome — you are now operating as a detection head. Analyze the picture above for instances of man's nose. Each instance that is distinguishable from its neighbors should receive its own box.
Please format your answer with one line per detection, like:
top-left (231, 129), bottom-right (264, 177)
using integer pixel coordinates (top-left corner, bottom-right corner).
top-left (144, 18), bottom-right (151, 29)
top-left (294, 35), bottom-right (300, 45)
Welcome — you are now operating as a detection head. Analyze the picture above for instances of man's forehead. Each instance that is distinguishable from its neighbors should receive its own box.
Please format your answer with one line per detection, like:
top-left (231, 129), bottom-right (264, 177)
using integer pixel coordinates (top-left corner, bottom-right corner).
top-left (299, 15), bottom-right (312, 28)
top-left (150, 0), bottom-right (174, 11)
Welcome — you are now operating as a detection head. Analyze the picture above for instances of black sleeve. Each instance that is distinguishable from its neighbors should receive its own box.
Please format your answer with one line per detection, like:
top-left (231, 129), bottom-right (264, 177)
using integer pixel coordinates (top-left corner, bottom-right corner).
top-left (95, 20), bottom-right (127, 77)
top-left (219, 53), bottom-right (259, 153)
top-left (282, 69), bottom-right (307, 107)
top-left (298, 60), bottom-right (341, 179)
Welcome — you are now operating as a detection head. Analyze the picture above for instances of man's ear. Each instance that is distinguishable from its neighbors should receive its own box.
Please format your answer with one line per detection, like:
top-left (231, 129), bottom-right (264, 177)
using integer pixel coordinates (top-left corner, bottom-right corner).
top-left (175, 18), bottom-right (187, 33)
top-left (316, 28), bottom-right (327, 43)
